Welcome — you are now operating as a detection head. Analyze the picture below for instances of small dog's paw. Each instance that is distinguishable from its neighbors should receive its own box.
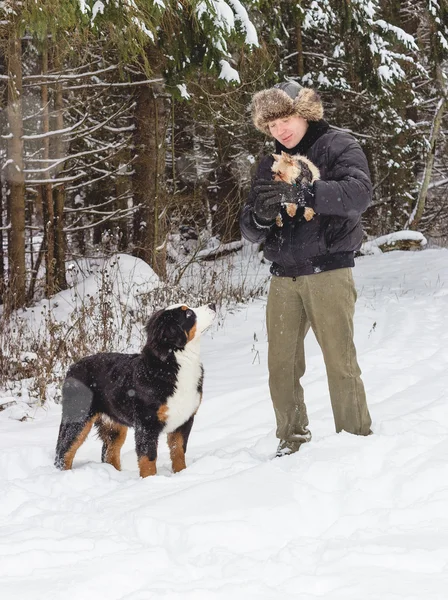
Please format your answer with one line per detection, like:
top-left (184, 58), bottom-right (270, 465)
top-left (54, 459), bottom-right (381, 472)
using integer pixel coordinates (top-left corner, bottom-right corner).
top-left (286, 203), bottom-right (297, 217)
top-left (303, 207), bottom-right (315, 221)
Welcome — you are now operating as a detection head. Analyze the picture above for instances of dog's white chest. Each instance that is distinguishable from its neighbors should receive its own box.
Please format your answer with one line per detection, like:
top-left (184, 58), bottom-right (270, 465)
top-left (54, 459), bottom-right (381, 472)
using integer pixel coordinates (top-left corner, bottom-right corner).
top-left (164, 348), bottom-right (202, 433)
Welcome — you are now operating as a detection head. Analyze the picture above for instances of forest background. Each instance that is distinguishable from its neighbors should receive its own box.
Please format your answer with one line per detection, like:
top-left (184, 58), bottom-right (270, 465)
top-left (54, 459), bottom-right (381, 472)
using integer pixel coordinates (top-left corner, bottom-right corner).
top-left (0, 0), bottom-right (447, 405)
top-left (1, 0), bottom-right (447, 309)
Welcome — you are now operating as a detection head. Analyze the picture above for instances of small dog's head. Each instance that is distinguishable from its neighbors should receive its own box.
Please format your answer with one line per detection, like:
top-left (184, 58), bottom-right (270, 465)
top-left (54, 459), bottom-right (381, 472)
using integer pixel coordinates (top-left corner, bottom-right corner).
top-left (144, 303), bottom-right (216, 360)
top-left (272, 151), bottom-right (320, 185)
top-left (271, 151), bottom-right (300, 184)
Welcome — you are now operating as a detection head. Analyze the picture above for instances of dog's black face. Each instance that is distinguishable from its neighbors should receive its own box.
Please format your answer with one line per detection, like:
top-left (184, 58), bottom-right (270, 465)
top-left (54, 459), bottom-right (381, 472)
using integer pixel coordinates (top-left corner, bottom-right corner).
top-left (144, 304), bottom-right (215, 361)
top-left (145, 306), bottom-right (194, 359)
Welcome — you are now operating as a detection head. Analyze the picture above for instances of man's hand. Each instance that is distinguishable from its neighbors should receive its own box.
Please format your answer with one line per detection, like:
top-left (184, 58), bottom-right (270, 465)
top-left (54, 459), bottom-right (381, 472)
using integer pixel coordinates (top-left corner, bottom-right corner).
top-left (253, 187), bottom-right (282, 225)
top-left (254, 179), bottom-right (308, 207)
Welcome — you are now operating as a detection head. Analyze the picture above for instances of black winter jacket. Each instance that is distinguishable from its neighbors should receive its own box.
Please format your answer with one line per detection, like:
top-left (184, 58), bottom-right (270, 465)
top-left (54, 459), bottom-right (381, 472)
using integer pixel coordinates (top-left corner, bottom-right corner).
top-left (240, 120), bottom-right (372, 277)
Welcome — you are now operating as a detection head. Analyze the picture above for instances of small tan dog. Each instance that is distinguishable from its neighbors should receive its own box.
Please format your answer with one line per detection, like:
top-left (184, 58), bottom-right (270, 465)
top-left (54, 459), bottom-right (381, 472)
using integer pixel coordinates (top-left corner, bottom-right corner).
top-left (271, 152), bottom-right (320, 226)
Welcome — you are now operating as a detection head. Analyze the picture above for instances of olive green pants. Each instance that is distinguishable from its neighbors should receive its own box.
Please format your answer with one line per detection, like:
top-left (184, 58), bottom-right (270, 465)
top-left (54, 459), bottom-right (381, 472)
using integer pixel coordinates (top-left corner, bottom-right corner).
top-left (266, 268), bottom-right (371, 448)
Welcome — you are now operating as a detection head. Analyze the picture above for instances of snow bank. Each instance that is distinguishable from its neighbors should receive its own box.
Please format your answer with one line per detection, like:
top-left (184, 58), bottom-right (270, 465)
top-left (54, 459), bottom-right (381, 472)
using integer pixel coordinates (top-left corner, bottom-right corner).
top-left (1, 249), bottom-right (448, 599)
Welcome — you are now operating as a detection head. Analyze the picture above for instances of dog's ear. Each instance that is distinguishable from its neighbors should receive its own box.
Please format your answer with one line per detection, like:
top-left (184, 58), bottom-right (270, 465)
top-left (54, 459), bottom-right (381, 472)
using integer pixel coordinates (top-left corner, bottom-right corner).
top-left (144, 309), bottom-right (187, 361)
top-left (163, 315), bottom-right (188, 349)
top-left (281, 151), bottom-right (293, 162)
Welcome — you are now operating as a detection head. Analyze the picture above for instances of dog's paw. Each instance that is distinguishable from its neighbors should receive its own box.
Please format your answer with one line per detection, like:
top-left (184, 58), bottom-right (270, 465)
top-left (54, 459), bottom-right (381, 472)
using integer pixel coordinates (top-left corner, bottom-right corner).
top-left (304, 207), bottom-right (315, 221)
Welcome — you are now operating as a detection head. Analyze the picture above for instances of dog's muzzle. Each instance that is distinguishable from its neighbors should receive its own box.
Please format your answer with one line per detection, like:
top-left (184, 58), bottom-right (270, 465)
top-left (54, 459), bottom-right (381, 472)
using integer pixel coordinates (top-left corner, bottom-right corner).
top-left (195, 303), bottom-right (216, 333)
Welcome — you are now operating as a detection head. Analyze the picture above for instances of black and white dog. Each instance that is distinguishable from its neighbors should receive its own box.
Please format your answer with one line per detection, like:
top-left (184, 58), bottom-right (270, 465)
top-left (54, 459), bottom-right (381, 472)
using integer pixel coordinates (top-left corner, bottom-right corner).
top-left (55, 303), bottom-right (216, 477)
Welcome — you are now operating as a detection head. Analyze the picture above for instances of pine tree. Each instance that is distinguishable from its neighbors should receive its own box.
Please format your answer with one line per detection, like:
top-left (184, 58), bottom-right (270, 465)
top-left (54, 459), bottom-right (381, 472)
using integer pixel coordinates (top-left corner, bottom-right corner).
top-left (3, 6), bottom-right (26, 309)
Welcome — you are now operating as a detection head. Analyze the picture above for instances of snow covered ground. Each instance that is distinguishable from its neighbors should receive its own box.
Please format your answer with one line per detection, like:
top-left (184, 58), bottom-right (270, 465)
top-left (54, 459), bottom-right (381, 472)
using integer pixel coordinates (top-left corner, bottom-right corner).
top-left (1, 248), bottom-right (448, 600)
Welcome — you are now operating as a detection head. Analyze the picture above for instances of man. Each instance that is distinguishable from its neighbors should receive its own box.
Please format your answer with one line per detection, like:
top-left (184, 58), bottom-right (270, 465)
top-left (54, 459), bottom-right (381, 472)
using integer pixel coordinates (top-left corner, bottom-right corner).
top-left (240, 80), bottom-right (372, 457)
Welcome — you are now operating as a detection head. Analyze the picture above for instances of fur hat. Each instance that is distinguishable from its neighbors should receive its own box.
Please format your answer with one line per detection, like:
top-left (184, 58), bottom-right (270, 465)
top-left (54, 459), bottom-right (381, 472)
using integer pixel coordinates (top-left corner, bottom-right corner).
top-left (251, 81), bottom-right (324, 136)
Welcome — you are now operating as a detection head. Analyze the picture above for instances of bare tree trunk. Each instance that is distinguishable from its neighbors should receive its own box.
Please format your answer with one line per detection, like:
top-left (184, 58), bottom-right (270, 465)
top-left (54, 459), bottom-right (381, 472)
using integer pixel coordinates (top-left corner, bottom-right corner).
top-left (171, 98), bottom-right (176, 194)
top-left (132, 81), bottom-right (169, 278)
top-left (0, 177), bottom-right (4, 304)
top-left (132, 85), bottom-right (152, 263)
top-left (296, 17), bottom-right (304, 77)
top-left (53, 51), bottom-right (67, 290)
top-left (53, 186), bottom-right (67, 289)
top-left (0, 58), bottom-right (5, 305)
top-left (116, 150), bottom-right (130, 252)
top-left (407, 87), bottom-right (446, 229)
top-left (27, 239), bottom-right (45, 303)
top-left (6, 25), bottom-right (26, 309)
top-left (41, 42), bottom-right (55, 296)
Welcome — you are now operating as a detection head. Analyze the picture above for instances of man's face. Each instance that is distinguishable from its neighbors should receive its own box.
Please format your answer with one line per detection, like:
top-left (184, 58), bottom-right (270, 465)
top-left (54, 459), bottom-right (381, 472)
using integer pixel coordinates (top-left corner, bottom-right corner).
top-left (268, 115), bottom-right (309, 149)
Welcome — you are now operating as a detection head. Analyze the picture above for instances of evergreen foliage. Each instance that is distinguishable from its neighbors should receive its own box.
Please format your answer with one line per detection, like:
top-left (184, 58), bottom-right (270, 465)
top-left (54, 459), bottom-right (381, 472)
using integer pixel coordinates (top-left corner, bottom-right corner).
top-left (0, 0), bottom-right (447, 307)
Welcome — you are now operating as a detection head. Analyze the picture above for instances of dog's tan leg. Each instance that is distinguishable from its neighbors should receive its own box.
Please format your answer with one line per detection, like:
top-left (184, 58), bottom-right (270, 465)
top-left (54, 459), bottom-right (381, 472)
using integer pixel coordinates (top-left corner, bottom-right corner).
top-left (62, 415), bottom-right (97, 470)
top-left (105, 424), bottom-right (127, 470)
top-left (96, 417), bottom-right (128, 471)
top-left (106, 427), bottom-right (127, 470)
top-left (167, 431), bottom-right (186, 473)
top-left (138, 456), bottom-right (157, 477)
top-left (135, 426), bottom-right (159, 477)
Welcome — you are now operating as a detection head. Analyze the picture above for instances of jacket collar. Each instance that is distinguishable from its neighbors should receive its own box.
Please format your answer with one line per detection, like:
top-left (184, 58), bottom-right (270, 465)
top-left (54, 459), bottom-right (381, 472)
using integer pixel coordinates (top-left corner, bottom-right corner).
top-left (275, 119), bottom-right (330, 155)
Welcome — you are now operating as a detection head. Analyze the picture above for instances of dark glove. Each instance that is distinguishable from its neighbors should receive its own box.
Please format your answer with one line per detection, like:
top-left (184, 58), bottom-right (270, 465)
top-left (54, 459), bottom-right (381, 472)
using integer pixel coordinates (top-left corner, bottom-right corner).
top-left (254, 179), bottom-right (307, 208)
top-left (253, 189), bottom-right (282, 226)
